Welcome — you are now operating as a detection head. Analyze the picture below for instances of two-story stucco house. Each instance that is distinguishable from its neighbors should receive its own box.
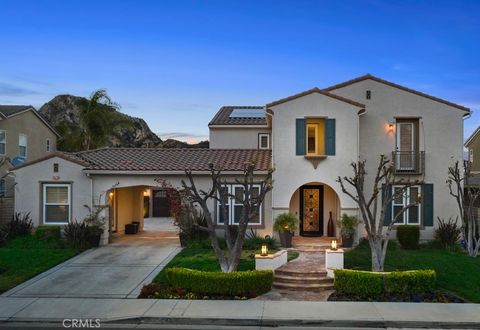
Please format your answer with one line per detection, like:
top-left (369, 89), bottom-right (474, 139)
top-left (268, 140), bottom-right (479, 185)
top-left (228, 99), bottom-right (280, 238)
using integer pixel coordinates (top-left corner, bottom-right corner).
top-left (11, 74), bottom-right (470, 243)
top-left (0, 105), bottom-right (59, 223)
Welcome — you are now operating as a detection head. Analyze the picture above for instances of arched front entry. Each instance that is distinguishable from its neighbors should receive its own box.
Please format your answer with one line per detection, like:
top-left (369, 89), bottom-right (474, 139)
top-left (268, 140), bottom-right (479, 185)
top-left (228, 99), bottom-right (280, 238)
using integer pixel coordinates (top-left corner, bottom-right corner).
top-left (289, 182), bottom-right (340, 237)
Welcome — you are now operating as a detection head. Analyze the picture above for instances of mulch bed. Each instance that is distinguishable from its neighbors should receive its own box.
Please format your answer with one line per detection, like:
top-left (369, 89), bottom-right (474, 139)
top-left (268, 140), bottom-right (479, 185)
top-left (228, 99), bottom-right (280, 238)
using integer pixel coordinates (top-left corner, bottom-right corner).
top-left (138, 283), bottom-right (255, 300)
top-left (328, 291), bottom-right (465, 303)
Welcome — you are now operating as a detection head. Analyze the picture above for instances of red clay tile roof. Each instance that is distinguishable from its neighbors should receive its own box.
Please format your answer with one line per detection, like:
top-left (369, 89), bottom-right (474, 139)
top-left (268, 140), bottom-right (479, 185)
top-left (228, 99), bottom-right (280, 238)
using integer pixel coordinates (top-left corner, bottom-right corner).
top-left (266, 87), bottom-right (365, 108)
top-left (75, 148), bottom-right (272, 172)
top-left (208, 106), bottom-right (267, 126)
top-left (324, 74), bottom-right (470, 112)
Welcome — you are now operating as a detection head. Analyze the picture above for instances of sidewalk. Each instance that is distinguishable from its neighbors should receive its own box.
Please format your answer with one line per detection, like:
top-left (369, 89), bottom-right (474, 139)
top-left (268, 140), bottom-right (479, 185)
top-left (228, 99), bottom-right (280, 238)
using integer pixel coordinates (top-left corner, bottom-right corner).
top-left (1, 297), bottom-right (479, 328)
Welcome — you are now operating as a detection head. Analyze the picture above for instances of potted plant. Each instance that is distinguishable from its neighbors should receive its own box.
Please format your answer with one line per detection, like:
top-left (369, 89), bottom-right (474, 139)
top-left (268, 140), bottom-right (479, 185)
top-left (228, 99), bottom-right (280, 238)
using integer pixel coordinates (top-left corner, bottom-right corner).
top-left (273, 213), bottom-right (298, 248)
top-left (337, 214), bottom-right (359, 248)
top-left (83, 205), bottom-right (106, 248)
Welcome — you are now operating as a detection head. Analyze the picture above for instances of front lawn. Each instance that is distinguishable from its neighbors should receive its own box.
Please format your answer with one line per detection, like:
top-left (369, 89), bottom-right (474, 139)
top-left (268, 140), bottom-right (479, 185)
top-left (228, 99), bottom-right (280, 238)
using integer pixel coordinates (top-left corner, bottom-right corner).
top-left (345, 241), bottom-right (480, 303)
top-left (153, 243), bottom-right (298, 284)
top-left (0, 235), bottom-right (78, 293)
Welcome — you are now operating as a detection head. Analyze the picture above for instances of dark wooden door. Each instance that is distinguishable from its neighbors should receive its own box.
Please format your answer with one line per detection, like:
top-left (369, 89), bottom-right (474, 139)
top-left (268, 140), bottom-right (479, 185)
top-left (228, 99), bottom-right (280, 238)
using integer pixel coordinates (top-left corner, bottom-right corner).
top-left (299, 185), bottom-right (324, 236)
top-left (152, 190), bottom-right (170, 217)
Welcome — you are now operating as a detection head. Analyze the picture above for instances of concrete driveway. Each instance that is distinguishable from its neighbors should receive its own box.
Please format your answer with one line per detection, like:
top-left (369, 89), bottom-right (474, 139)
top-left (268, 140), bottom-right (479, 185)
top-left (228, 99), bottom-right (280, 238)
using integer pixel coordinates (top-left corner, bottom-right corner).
top-left (2, 218), bottom-right (181, 299)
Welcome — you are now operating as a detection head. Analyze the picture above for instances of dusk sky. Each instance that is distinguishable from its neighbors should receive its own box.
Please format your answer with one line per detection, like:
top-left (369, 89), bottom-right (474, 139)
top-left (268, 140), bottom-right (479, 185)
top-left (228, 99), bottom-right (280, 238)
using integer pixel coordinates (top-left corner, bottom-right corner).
top-left (1, 0), bottom-right (479, 143)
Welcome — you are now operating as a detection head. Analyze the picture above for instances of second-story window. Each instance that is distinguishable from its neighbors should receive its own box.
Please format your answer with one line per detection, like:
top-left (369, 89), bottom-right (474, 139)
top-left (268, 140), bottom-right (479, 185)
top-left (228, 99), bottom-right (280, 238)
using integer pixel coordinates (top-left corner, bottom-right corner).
top-left (258, 133), bottom-right (270, 149)
top-left (19, 134), bottom-right (27, 158)
top-left (0, 130), bottom-right (5, 155)
top-left (46, 139), bottom-right (51, 152)
top-left (306, 119), bottom-right (325, 156)
top-left (470, 149), bottom-right (474, 163)
top-left (395, 119), bottom-right (419, 171)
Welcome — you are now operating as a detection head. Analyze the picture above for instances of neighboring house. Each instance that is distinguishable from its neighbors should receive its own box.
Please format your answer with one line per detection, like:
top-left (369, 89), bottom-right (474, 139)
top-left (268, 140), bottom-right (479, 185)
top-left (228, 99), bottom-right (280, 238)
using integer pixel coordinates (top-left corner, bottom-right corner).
top-left (0, 105), bottom-right (59, 223)
top-left (11, 74), bottom-right (470, 243)
top-left (465, 126), bottom-right (480, 175)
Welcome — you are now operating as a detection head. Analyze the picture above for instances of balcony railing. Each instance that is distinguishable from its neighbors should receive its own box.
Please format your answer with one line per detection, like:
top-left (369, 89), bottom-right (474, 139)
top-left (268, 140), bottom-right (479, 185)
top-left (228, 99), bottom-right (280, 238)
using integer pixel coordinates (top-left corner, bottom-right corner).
top-left (392, 151), bottom-right (425, 175)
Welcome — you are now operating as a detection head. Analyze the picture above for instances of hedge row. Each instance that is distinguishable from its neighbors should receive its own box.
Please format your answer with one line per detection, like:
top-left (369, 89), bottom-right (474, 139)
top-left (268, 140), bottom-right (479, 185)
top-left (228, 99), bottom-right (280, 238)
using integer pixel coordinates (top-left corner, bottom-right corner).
top-left (334, 269), bottom-right (436, 298)
top-left (165, 267), bottom-right (273, 296)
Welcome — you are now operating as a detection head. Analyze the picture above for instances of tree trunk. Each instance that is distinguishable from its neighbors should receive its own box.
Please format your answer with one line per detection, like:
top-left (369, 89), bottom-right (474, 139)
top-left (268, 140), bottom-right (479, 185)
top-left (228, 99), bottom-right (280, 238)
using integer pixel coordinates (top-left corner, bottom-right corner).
top-left (370, 238), bottom-right (384, 272)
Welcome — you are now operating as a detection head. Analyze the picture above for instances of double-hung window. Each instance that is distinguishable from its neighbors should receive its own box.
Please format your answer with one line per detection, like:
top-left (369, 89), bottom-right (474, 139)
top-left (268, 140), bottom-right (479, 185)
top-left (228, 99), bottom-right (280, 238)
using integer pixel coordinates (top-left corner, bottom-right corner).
top-left (392, 185), bottom-right (421, 225)
top-left (46, 139), bottom-right (51, 152)
top-left (217, 184), bottom-right (262, 225)
top-left (43, 184), bottom-right (71, 224)
top-left (0, 130), bottom-right (5, 155)
top-left (19, 134), bottom-right (27, 158)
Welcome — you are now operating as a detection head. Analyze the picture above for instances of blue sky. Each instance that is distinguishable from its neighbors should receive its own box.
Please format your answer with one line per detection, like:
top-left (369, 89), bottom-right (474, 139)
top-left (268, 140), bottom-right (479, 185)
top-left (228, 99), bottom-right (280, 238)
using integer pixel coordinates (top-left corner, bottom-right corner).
top-left (0, 0), bottom-right (479, 143)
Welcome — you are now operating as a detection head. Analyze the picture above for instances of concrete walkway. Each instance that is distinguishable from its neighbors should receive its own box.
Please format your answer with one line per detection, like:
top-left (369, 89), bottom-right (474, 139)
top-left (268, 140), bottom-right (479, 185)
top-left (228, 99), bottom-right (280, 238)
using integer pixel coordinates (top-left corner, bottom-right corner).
top-left (0, 297), bottom-right (479, 328)
top-left (2, 218), bottom-right (181, 299)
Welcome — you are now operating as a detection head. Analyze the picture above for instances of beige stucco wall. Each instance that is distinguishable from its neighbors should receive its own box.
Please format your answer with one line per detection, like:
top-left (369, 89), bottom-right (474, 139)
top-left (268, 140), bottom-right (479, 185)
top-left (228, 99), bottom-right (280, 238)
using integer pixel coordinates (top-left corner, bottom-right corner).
top-left (330, 79), bottom-right (466, 239)
top-left (209, 127), bottom-right (271, 149)
top-left (268, 92), bottom-right (361, 229)
top-left (0, 111), bottom-right (57, 198)
top-left (12, 157), bottom-right (90, 227)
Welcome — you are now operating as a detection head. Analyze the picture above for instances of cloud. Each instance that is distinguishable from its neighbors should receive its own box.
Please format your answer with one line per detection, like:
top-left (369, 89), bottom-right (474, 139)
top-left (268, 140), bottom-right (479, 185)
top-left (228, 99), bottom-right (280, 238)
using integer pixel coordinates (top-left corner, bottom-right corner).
top-left (0, 82), bottom-right (38, 96)
top-left (158, 132), bottom-right (209, 144)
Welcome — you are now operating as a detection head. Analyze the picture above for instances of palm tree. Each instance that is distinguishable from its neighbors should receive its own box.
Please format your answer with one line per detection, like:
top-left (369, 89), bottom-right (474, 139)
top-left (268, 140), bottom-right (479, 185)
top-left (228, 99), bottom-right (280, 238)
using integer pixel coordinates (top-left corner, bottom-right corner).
top-left (79, 89), bottom-right (122, 150)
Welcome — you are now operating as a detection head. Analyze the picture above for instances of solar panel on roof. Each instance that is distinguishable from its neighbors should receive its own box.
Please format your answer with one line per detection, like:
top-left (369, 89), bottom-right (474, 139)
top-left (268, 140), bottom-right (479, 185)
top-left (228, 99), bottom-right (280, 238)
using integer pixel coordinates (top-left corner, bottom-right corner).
top-left (229, 108), bottom-right (265, 118)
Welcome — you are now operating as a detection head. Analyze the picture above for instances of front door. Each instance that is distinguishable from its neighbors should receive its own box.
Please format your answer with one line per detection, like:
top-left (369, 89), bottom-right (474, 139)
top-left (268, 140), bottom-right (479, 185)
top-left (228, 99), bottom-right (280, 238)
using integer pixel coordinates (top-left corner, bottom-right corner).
top-left (152, 190), bottom-right (170, 217)
top-left (299, 185), bottom-right (324, 236)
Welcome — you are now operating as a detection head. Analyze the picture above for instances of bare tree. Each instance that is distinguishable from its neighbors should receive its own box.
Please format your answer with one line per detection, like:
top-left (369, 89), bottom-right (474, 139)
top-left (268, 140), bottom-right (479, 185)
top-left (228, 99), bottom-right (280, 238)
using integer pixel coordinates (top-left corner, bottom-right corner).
top-left (447, 160), bottom-right (480, 257)
top-left (182, 162), bottom-right (274, 272)
top-left (337, 155), bottom-right (420, 271)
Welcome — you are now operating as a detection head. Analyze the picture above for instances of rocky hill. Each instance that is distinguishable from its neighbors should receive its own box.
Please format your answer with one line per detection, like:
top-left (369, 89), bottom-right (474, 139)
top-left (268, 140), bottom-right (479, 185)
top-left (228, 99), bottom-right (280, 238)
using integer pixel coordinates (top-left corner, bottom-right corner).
top-left (39, 95), bottom-right (208, 150)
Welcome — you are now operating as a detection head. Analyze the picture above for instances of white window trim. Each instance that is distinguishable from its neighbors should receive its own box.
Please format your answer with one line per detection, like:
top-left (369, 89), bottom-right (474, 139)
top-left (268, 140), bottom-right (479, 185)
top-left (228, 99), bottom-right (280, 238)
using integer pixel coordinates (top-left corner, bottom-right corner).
top-left (258, 133), bottom-right (270, 150)
top-left (392, 185), bottom-right (421, 225)
top-left (470, 149), bottom-right (474, 163)
top-left (0, 129), bottom-right (6, 156)
top-left (19, 133), bottom-right (27, 158)
top-left (43, 183), bottom-right (71, 225)
top-left (216, 184), bottom-right (262, 225)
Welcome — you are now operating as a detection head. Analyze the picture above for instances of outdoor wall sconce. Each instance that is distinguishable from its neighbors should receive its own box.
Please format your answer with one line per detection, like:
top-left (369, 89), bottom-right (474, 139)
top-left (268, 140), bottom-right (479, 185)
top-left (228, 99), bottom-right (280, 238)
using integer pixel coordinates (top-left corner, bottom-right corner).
top-left (388, 122), bottom-right (394, 132)
top-left (331, 239), bottom-right (338, 251)
top-left (108, 191), bottom-right (114, 199)
top-left (143, 190), bottom-right (149, 197)
top-left (260, 244), bottom-right (268, 256)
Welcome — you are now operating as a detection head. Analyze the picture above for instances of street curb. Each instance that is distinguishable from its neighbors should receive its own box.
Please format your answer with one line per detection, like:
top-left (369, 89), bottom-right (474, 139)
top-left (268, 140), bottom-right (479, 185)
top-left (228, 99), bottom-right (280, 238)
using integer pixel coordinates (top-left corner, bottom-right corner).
top-left (110, 316), bottom-right (480, 329)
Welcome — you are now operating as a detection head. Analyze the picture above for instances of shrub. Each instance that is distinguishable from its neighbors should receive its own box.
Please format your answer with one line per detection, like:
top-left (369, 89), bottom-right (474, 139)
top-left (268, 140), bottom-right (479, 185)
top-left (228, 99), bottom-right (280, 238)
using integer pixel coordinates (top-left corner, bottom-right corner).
top-left (273, 213), bottom-right (298, 233)
top-left (63, 221), bottom-right (90, 249)
top-left (165, 267), bottom-right (273, 296)
top-left (35, 226), bottom-right (61, 240)
top-left (434, 217), bottom-right (461, 249)
top-left (243, 228), bottom-right (277, 250)
top-left (3, 212), bottom-right (33, 240)
top-left (334, 269), bottom-right (436, 298)
top-left (337, 214), bottom-right (360, 238)
top-left (397, 225), bottom-right (420, 249)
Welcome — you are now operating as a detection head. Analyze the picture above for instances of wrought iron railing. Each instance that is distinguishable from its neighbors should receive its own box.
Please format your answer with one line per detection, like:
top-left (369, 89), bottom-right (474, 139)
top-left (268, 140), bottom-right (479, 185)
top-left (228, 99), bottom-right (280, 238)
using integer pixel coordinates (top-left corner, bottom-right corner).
top-left (392, 151), bottom-right (425, 175)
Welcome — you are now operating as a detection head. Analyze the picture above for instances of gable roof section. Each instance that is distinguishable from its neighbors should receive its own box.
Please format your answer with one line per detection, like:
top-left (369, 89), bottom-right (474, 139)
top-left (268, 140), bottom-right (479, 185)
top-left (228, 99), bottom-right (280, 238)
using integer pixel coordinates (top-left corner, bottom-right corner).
top-left (266, 87), bottom-right (365, 109)
top-left (77, 148), bottom-right (271, 172)
top-left (324, 74), bottom-right (470, 113)
top-left (465, 126), bottom-right (480, 147)
top-left (10, 152), bottom-right (91, 171)
top-left (0, 105), bottom-right (61, 137)
top-left (209, 106), bottom-right (267, 126)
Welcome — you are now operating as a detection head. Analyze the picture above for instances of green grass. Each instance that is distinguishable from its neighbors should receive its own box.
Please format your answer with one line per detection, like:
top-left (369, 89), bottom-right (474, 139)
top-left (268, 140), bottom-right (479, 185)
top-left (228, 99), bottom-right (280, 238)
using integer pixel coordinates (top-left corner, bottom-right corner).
top-left (153, 245), bottom-right (299, 284)
top-left (0, 235), bottom-right (78, 293)
top-left (345, 241), bottom-right (480, 303)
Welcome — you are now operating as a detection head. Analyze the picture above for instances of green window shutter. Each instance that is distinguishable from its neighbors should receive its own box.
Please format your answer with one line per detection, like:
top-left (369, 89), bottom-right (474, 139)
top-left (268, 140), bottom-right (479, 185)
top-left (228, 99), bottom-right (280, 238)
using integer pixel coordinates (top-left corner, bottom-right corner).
top-left (296, 118), bottom-right (306, 155)
top-left (423, 184), bottom-right (434, 226)
top-left (382, 184), bottom-right (392, 225)
top-left (325, 118), bottom-right (336, 155)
